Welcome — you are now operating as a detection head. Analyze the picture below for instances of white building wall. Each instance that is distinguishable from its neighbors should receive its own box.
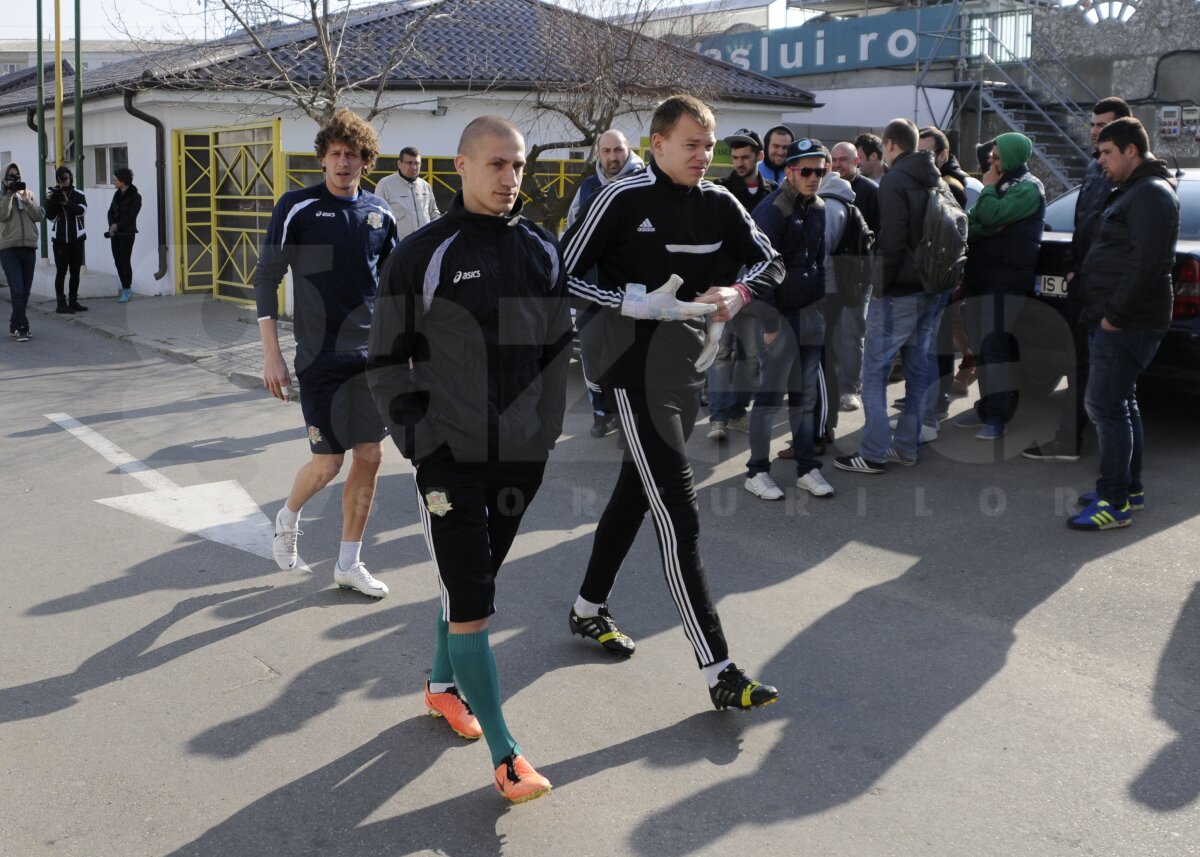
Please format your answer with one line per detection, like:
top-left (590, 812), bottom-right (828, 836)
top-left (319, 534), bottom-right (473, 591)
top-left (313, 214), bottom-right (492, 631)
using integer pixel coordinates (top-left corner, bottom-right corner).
top-left (1, 88), bottom-right (798, 304)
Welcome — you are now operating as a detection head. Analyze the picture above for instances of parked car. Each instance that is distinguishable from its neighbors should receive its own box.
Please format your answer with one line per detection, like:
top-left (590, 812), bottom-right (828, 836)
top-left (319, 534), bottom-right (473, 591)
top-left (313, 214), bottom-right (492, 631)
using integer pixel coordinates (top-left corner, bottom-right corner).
top-left (1015, 170), bottom-right (1200, 395)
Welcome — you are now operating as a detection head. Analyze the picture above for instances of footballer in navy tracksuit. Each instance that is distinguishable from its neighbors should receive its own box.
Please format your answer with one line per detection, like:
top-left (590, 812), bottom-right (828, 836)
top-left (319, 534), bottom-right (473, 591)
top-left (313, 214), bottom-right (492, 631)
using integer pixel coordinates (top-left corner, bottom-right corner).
top-left (254, 109), bottom-right (398, 599)
top-left (560, 95), bottom-right (785, 711)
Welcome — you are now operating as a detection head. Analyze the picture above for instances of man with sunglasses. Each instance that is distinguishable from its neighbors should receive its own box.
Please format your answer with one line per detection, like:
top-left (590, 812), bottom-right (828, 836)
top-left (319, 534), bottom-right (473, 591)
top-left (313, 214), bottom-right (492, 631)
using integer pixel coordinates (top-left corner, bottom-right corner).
top-left (743, 138), bottom-right (834, 500)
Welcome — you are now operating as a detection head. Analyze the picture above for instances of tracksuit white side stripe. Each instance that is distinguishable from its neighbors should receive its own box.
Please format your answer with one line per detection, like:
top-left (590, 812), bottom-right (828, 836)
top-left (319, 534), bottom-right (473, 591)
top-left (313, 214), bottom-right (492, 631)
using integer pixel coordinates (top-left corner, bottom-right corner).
top-left (728, 194), bottom-right (780, 292)
top-left (562, 170), bottom-right (656, 276)
top-left (815, 358), bottom-right (829, 437)
top-left (568, 275), bottom-right (624, 307)
top-left (279, 197), bottom-right (320, 247)
top-left (613, 388), bottom-right (713, 665)
top-left (422, 232), bottom-right (460, 311)
top-left (414, 476), bottom-right (451, 618)
top-left (518, 221), bottom-right (560, 290)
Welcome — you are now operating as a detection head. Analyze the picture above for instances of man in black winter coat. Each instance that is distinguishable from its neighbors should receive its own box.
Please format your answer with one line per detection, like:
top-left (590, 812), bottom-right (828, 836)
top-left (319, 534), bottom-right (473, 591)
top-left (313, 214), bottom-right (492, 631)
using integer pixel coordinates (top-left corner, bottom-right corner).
top-left (45, 165), bottom-right (88, 313)
top-left (1024, 96), bottom-right (1133, 463)
top-left (835, 118), bottom-right (942, 475)
top-left (1066, 118), bottom-right (1178, 531)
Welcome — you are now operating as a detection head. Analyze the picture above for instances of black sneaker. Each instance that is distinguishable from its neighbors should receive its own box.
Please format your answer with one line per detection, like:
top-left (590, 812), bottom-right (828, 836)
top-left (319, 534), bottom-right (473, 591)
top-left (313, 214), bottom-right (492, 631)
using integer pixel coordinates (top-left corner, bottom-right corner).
top-left (15, 327), bottom-right (30, 342)
top-left (590, 413), bottom-right (616, 439)
top-left (1022, 440), bottom-right (1081, 462)
top-left (834, 453), bottom-right (887, 474)
top-left (569, 605), bottom-right (635, 657)
top-left (69, 301), bottom-right (88, 312)
top-left (56, 302), bottom-right (74, 314)
top-left (709, 663), bottom-right (778, 711)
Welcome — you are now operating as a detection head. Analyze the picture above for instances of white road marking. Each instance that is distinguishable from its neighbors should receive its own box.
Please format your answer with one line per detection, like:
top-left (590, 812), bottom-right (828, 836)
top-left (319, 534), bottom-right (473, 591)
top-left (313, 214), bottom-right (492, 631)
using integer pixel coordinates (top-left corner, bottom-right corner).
top-left (46, 412), bottom-right (283, 563)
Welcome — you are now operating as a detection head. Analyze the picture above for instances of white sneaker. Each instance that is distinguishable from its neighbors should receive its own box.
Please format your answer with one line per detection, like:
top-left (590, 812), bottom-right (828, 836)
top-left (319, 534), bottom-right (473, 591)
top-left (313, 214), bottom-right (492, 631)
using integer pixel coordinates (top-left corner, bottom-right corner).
top-left (888, 417), bottom-right (939, 444)
top-left (272, 516), bottom-right (302, 570)
top-left (707, 420), bottom-right (728, 441)
top-left (726, 415), bottom-right (750, 433)
top-left (797, 468), bottom-right (834, 497)
top-left (334, 561), bottom-right (390, 598)
top-left (744, 473), bottom-right (784, 501)
top-left (839, 393), bottom-right (861, 411)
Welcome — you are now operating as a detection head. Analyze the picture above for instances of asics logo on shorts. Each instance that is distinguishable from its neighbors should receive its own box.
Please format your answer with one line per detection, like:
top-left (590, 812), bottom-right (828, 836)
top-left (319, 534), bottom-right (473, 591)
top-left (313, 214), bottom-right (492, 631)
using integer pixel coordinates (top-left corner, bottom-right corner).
top-left (453, 269), bottom-right (482, 283)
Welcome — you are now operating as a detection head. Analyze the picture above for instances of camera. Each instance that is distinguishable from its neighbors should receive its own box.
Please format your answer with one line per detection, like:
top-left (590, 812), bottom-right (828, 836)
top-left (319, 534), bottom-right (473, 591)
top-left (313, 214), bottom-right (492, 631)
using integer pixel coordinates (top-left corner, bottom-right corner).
top-left (11, 180), bottom-right (25, 192)
top-left (103, 231), bottom-right (111, 238)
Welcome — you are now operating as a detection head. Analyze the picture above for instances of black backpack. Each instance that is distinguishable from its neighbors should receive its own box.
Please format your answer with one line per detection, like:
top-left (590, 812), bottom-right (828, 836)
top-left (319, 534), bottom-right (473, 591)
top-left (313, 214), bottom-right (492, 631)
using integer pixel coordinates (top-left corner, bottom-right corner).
top-left (914, 180), bottom-right (968, 294)
top-left (828, 198), bottom-right (876, 309)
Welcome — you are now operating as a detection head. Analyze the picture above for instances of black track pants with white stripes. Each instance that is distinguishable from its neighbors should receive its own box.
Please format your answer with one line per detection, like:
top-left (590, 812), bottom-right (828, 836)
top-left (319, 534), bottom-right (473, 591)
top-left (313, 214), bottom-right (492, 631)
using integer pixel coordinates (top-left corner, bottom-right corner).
top-left (578, 386), bottom-right (729, 668)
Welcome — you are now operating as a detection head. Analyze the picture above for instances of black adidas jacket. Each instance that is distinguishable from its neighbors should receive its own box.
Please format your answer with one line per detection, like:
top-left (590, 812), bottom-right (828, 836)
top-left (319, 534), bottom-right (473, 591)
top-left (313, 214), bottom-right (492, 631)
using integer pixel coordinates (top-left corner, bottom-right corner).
top-left (561, 159), bottom-right (783, 391)
top-left (367, 193), bottom-right (572, 464)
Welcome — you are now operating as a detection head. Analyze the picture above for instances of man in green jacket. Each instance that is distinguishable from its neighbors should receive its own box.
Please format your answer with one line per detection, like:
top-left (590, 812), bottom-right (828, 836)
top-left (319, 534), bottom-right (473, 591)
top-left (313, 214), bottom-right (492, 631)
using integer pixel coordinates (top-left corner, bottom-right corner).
top-left (954, 132), bottom-right (1045, 440)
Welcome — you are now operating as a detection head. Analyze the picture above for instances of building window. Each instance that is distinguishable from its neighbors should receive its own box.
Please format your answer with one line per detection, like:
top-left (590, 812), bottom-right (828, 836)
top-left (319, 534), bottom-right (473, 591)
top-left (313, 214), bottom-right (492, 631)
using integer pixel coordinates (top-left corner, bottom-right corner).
top-left (1, 63), bottom-right (20, 74)
top-left (89, 144), bottom-right (129, 186)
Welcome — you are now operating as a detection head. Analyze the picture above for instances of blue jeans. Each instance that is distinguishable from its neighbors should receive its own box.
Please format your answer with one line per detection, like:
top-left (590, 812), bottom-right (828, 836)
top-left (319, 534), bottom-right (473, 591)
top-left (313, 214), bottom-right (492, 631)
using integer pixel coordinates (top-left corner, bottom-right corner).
top-left (1, 246), bottom-right (36, 332)
top-left (706, 313), bottom-right (760, 422)
top-left (838, 298), bottom-right (869, 391)
top-left (861, 292), bottom-right (939, 461)
top-left (921, 290), bottom-right (953, 428)
top-left (747, 308), bottom-right (823, 477)
top-left (1084, 326), bottom-right (1164, 507)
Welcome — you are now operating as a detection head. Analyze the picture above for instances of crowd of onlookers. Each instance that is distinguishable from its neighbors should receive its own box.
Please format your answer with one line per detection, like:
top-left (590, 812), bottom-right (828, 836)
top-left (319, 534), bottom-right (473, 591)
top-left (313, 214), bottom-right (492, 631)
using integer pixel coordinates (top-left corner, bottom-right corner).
top-left (571, 96), bottom-right (1180, 532)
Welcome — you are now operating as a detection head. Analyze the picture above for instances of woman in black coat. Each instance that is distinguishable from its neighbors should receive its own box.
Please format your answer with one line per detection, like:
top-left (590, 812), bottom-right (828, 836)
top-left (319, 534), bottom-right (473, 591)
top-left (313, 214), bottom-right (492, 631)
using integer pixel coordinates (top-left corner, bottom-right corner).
top-left (107, 167), bottom-right (141, 302)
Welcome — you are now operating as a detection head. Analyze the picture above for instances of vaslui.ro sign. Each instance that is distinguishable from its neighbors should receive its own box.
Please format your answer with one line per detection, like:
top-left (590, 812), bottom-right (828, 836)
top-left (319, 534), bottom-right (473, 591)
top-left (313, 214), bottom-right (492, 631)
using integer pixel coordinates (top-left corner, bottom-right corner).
top-left (694, 8), bottom-right (960, 78)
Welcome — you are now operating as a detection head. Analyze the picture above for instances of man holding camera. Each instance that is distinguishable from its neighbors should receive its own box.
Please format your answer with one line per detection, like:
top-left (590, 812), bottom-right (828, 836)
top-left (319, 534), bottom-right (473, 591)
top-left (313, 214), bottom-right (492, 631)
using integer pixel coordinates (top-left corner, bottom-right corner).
top-left (1, 163), bottom-right (44, 341)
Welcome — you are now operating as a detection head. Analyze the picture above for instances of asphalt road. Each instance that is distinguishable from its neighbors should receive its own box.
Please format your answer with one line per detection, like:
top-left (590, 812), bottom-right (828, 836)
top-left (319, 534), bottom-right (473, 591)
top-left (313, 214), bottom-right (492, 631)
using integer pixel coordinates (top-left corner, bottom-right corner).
top-left (2, 317), bottom-right (1198, 856)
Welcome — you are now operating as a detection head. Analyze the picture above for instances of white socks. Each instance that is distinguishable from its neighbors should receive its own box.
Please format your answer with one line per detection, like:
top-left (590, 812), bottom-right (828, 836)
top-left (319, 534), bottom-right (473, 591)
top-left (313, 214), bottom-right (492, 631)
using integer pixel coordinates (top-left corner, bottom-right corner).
top-left (573, 596), bottom-right (605, 618)
top-left (277, 504), bottom-right (300, 531)
top-left (428, 681), bottom-right (455, 694)
top-left (338, 541), bottom-right (362, 569)
top-left (702, 659), bottom-right (733, 688)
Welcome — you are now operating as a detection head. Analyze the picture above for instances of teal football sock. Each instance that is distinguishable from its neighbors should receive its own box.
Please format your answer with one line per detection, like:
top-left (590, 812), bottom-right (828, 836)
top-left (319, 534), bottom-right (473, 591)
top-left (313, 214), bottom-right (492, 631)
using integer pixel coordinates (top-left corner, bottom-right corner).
top-left (447, 629), bottom-right (521, 768)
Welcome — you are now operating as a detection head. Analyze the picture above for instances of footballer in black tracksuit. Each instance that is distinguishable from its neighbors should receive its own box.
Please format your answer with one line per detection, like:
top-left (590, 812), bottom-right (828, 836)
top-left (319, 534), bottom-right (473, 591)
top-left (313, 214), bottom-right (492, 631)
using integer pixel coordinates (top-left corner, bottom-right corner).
top-left (561, 158), bottom-right (785, 670)
top-left (366, 193), bottom-right (571, 622)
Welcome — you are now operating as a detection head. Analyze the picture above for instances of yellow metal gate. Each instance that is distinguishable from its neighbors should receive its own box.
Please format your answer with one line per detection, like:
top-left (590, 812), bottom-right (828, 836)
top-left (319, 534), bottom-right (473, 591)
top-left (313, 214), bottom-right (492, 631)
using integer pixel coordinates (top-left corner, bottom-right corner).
top-left (173, 120), bottom-right (282, 305)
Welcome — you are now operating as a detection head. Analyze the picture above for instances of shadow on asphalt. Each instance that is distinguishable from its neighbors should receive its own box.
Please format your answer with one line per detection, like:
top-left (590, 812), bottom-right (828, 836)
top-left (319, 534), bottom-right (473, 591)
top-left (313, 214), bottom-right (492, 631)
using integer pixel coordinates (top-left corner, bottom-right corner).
top-left (11, 380), bottom-right (1200, 849)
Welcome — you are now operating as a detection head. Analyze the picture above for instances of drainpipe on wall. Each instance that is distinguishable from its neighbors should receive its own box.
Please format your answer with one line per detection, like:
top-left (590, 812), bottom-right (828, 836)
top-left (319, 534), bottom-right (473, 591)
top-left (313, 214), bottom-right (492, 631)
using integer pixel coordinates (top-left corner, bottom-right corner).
top-left (122, 88), bottom-right (169, 281)
top-left (25, 107), bottom-right (47, 259)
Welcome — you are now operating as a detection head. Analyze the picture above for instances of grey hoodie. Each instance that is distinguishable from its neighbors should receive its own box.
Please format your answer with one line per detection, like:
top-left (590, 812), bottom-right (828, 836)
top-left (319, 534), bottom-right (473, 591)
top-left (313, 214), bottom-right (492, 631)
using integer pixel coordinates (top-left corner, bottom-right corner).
top-left (566, 150), bottom-right (646, 228)
top-left (818, 173), bottom-right (855, 295)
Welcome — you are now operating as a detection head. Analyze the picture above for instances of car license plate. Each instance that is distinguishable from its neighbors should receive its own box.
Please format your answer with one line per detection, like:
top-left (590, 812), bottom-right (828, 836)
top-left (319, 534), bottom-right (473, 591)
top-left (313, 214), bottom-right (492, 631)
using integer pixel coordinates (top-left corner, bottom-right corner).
top-left (1039, 274), bottom-right (1068, 298)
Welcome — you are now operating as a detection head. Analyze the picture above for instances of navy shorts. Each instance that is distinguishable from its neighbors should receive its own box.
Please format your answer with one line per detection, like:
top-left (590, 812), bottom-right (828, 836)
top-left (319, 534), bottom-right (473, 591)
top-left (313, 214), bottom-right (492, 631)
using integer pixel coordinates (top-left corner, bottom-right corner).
top-left (295, 352), bottom-right (388, 455)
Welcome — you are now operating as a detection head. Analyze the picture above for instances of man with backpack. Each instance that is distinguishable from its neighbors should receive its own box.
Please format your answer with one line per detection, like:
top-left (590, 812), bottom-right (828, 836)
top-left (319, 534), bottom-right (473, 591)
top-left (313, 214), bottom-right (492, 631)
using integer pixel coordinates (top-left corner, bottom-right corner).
top-left (952, 132), bottom-right (1045, 441)
top-left (835, 118), bottom-right (952, 474)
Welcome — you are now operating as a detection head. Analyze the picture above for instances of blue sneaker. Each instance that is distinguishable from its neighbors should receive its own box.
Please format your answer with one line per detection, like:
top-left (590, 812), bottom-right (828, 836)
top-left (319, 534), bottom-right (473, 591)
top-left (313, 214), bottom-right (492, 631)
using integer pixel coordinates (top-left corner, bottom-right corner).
top-left (1067, 499), bottom-right (1132, 531)
top-left (976, 422), bottom-right (1006, 441)
top-left (1079, 491), bottom-right (1145, 512)
top-left (954, 410), bottom-right (984, 429)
